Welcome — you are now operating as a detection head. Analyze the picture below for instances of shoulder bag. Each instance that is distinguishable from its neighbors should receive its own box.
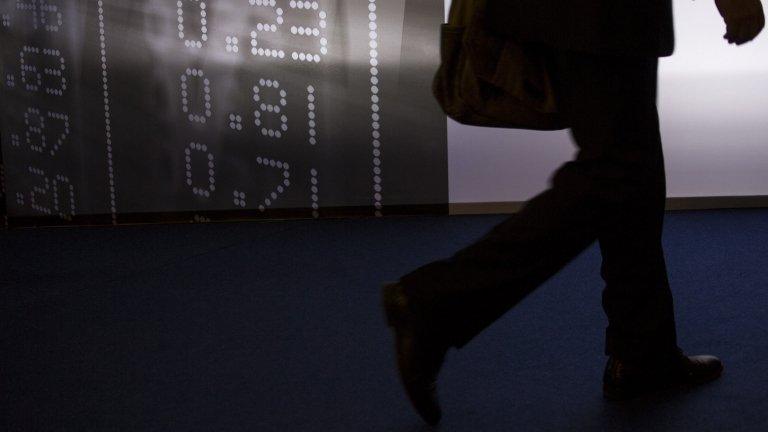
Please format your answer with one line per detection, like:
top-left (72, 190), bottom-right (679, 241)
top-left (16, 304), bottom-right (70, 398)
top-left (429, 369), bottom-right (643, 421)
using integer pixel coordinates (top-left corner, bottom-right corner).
top-left (432, 0), bottom-right (568, 130)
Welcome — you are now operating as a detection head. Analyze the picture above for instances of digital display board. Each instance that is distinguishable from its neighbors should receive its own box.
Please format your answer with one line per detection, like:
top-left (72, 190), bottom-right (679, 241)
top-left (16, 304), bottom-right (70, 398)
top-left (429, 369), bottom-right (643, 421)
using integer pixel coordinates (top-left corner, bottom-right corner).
top-left (0, 0), bottom-right (447, 226)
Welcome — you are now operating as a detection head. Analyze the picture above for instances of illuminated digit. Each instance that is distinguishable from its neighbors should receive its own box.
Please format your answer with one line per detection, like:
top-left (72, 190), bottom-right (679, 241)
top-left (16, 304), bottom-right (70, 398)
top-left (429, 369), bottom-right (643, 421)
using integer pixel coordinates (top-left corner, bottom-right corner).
top-left (181, 68), bottom-right (212, 124)
top-left (234, 157), bottom-right (291, 212)
top-left (39, 0), bottom-right (63, 32)
top-left (249, 0), bottom-right (286, 59)
top-left (28, 166), bottom-right (52, 215)
top-left (184, 142), bottom-right (215, 198)
top-left (254, 157), bottom-right (290, 212)
top-left (253, 78), bottom-right (288, 138)
top-left (16, 1), bottom-right (39, 30)
top-left (24, 168), bottom-right (75, 219)
top-left (20, 46), bottom-right (42, 92)
top-left (177, 0), bottom-right (208, 49)
top-left (24, 107), bottom-right (46, 153)
top-left (23, 108), bottom-right (68, 155)
top-left (42, 48), bottom-right (66, 96)
top-left (16, 1), bottom-right (62, 31)
top-left (52, 174), bottom-right (75, 220)
top-left (47, 111), bottom-right (69, 155)
top-left (288, 1), bottom-right (328, 63)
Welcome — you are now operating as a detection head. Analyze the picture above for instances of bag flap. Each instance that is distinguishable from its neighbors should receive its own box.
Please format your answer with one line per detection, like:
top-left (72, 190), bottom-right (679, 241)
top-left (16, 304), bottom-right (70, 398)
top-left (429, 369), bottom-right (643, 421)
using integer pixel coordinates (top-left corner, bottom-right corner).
top-left (464, 11), bottom-right (559, 114)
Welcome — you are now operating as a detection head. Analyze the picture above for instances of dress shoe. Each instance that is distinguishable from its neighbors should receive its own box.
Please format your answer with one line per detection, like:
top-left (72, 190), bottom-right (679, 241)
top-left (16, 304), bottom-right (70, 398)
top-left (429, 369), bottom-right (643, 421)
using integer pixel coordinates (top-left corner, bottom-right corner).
top-left (603, 349), bottom-right (723, 401)
top-left (381, 281), bottom-right (449, 426)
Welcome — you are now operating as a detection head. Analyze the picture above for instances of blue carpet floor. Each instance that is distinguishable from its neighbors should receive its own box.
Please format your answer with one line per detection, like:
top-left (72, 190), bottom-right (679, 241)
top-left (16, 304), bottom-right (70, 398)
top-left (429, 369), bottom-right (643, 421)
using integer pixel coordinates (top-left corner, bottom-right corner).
top-left (1, 209), bottom-right (767, 431)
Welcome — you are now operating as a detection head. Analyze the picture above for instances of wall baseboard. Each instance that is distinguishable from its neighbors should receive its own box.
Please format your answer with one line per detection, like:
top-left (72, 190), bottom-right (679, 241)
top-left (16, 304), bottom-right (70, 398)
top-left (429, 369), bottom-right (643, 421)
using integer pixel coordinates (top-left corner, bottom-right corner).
top-left (449, 195), bottom-right (768, 215)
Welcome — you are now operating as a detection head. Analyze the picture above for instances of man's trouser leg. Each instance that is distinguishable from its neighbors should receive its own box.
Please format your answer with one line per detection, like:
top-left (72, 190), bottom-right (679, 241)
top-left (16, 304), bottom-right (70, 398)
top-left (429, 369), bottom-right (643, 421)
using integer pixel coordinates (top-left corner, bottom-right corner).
top-left (397, 47), bottom-right (678, 359)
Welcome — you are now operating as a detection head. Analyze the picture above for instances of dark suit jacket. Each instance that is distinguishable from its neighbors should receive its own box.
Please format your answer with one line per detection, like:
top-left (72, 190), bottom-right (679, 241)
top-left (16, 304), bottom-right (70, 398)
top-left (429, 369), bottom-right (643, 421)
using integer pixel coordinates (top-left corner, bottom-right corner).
top-left (485, 0), bottom-right (675, 57)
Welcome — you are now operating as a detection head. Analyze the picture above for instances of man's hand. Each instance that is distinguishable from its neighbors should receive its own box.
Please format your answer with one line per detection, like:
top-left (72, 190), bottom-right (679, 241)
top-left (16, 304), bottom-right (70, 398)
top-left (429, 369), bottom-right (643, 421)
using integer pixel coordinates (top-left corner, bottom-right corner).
top-left (715, 0), bottom-right (765, 45)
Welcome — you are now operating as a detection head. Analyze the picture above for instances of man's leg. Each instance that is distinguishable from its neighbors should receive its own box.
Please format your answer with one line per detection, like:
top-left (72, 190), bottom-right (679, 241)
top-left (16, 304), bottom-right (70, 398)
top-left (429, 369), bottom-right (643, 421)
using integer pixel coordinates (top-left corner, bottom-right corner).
top-left (549, 50), bottom-right (678, 362)
top-left (398, 48), bottom-right (678, 356)
top-left (590, 63), bottom-right (679, 363)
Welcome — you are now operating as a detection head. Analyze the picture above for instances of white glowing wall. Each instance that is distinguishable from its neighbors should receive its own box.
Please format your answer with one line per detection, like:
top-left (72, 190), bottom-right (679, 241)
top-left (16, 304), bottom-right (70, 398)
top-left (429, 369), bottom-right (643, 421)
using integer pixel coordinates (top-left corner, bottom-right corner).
top-left (446, 0), bottom-right (768, 204)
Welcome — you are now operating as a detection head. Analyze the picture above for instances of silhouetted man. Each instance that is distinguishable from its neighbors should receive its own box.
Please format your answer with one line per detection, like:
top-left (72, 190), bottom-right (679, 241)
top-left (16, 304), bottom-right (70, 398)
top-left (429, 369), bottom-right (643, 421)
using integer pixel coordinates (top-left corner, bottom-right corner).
top-left (382, 0), bottom-right (765, 425)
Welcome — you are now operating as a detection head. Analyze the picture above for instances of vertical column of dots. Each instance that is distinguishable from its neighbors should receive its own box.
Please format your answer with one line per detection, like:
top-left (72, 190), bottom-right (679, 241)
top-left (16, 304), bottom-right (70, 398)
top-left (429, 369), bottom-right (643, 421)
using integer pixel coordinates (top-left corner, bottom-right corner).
top-left (310, 168), bottom-right (319, 218)
top-left (98, 0), bottom-right (117, 224)
top-left (307, 85), bottom-right (316, 145)
top-left (368, 0), bottom-right (382, 217)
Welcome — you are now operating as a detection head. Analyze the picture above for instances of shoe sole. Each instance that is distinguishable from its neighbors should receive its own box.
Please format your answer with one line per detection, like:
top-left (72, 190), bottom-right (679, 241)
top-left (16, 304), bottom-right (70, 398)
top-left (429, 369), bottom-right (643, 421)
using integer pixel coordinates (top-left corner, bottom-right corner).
top-left (603, 364), bottom-right (724, 401)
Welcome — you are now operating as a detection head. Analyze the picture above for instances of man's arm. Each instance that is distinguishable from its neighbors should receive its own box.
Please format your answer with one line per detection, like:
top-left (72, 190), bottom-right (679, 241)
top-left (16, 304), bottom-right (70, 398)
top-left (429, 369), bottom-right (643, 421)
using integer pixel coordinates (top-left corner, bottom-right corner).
top-left (714, 0), bottom-right (765, 44)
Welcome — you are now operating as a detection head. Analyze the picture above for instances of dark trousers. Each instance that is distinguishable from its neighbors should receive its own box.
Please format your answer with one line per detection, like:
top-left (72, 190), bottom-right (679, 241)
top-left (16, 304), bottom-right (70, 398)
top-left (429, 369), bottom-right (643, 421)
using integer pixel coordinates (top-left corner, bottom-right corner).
top-left (399, 47), bottom-right (679, 362)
